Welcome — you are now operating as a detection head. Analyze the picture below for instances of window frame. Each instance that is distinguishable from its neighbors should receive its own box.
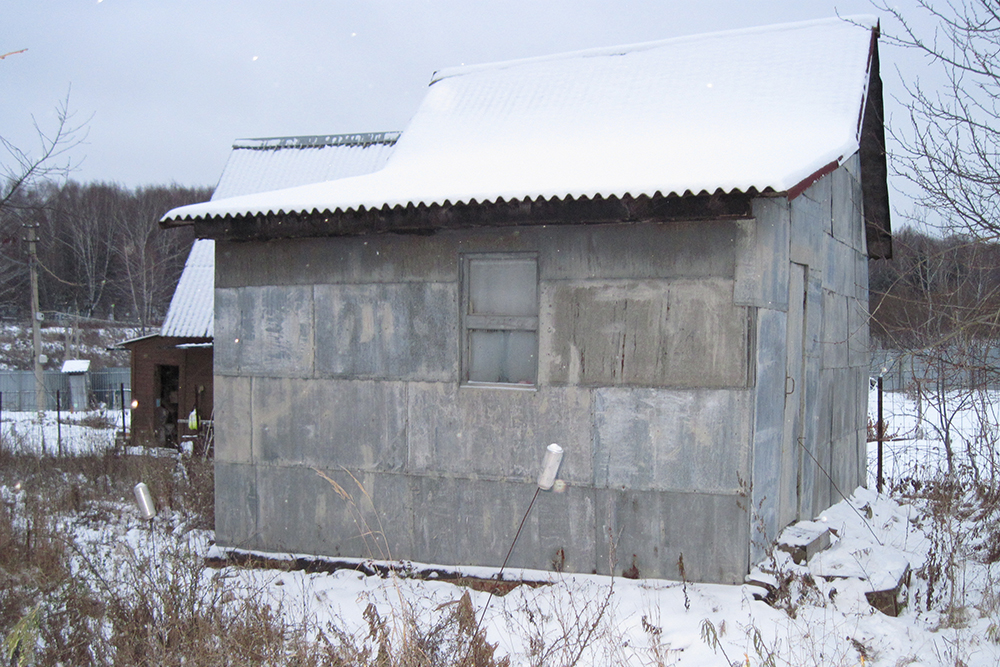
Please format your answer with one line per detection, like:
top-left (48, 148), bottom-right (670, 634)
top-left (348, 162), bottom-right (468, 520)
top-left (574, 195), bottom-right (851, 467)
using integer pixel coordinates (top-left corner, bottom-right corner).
top-left (460, 252), bottom-right (540, 388)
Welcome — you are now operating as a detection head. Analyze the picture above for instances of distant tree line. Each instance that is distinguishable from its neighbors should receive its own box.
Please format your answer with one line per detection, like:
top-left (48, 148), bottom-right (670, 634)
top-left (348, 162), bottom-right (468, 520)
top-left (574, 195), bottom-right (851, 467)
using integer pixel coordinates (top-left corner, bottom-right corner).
top-left (870, 228), bottom-right (1000, 349)
top-left (0, 180), bottom-right (211, 330)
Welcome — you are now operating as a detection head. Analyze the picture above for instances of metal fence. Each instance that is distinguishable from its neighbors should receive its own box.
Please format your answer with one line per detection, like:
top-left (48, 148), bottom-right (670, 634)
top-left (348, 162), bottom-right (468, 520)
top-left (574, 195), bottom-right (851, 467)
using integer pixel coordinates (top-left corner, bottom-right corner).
top-left (871, 347), bottom-right (1000, 393)
top-left (0, 367), bottom-right (131, 411)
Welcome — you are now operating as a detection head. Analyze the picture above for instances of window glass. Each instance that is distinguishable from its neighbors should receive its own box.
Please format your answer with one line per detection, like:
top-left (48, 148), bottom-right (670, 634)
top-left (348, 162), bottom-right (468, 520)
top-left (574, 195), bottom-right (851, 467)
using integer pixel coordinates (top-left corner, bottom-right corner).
top-left (469, 259), bottom-right (537, 317)
top-left (469, 330), bottom-right (537, 384)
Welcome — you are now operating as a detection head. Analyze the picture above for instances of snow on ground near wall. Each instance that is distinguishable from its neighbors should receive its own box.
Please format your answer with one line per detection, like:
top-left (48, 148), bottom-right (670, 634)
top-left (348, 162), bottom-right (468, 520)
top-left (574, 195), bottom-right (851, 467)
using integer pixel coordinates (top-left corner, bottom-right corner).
top-left (7, 392), bottom-right (1000, 665)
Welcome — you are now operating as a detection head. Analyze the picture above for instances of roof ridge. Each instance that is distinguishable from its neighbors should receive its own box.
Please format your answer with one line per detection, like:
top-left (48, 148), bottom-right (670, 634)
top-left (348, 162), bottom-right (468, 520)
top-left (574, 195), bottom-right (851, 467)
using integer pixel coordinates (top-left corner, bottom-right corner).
top-left (430, 15), bottom-right (878, 84)
top-left (233, 132), bottom-right (401, 150)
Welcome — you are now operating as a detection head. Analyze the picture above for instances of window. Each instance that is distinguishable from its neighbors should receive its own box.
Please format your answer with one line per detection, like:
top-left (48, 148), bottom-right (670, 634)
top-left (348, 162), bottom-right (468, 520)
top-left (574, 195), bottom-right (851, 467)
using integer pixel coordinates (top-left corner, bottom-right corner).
top-left (462, 255), bottom-right (538, 385)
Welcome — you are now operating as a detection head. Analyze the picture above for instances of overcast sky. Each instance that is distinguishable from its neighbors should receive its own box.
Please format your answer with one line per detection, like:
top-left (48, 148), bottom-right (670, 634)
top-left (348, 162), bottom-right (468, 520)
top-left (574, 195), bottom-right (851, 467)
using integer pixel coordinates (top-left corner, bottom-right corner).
top-left (4, 1), bottom-right (925, 191)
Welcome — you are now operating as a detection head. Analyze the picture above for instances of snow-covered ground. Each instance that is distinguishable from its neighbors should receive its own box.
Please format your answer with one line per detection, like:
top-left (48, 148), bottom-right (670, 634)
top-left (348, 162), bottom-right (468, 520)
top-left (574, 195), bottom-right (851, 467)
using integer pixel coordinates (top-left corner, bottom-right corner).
top-left (0, 408), bottom-right (125, 456)
top-left (6, 389), bottom-right (1000, 666)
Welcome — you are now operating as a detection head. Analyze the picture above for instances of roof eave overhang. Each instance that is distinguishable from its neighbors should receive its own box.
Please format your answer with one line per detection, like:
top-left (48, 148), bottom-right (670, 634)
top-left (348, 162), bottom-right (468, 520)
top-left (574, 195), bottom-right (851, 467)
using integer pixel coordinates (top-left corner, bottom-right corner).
top-left (182, 189), bottom-right (761, 242)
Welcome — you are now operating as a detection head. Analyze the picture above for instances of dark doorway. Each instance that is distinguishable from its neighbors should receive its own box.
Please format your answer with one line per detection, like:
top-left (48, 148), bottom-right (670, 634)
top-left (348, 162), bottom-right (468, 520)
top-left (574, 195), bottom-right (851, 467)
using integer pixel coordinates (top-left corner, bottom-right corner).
top-left (154, 364), bottom-right (180, 447)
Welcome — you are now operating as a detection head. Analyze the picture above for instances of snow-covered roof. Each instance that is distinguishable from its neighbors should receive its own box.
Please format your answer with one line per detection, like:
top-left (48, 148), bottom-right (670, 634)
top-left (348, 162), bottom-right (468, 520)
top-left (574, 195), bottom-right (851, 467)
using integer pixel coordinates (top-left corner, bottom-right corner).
top-left (160, 237), bottom-right (215, 338)
top-left (213, 133), bottom-right (400, 200)
top-left (159, 133), bottom-right (400, 338)
top-left (163, 16), bottom-right (879, 225)
top-left (61, 359), bottom-right (91, 374)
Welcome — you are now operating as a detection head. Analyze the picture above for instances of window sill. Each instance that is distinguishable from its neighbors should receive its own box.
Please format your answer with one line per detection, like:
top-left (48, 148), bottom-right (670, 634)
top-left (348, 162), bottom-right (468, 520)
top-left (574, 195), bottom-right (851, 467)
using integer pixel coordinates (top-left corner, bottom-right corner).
top-left (461, 381), bottom-right (537, 392)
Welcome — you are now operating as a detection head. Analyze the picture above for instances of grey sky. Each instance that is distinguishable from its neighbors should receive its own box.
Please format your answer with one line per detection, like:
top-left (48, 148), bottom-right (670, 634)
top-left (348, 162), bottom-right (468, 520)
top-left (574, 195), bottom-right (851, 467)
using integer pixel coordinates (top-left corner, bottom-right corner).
top-left (4, 1), bottom-right (916, 190)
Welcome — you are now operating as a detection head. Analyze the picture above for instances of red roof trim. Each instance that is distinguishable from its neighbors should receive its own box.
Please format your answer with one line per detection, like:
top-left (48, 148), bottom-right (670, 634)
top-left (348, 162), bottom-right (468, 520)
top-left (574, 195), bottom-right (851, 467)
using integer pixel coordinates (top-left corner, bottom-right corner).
top-left (787, 159), bottom-right (841, 200)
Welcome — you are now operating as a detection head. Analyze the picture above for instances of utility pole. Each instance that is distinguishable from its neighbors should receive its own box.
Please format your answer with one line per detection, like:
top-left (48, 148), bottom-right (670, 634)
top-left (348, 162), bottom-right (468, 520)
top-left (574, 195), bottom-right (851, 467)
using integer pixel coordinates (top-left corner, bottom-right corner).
top-left (25, 222), bottom-right (46, 419)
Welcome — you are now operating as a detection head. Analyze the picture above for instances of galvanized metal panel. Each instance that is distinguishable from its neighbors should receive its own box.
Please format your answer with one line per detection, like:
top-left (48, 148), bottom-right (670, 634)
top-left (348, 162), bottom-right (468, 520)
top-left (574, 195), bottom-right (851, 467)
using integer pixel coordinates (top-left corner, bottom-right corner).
top-left (220, 464), bottom-right (749, 581)
top-left (832, 161), bottom-right (861, 247)
top-left (594, 488), bottom-right (749, 583)
top-left (823, 236), bottom-right (855, 295)
top-left (314, 283), bottom-right (458, 381)
top-left (779, 263), bottom-right (807, 529)
top-left (799, 268), bottom-right (825, 520)
top-left (736, 198), bottom-right (790, 310)
top-left (539, 220), bottom-right (740, 281)
top-left (848, 287), bottom-right (869, 369)
top-left (821, 290), bottom-right (850, 369)
top-left (750, 307), bottom-right (787, 560)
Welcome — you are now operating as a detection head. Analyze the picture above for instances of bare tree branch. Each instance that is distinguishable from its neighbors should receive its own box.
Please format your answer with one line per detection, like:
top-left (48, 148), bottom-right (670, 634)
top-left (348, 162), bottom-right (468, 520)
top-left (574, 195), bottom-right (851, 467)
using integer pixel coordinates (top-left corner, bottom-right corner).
top-left (1, 90), bottom-right (90, 213)
top-left (873, 0), bottom-right (1000, 239)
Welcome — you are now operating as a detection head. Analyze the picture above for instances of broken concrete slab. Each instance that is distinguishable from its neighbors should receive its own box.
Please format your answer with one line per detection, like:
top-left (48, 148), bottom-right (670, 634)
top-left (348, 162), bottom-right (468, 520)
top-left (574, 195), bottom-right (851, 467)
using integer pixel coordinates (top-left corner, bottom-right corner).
top-left (776, 520), bottom-right (832, 564)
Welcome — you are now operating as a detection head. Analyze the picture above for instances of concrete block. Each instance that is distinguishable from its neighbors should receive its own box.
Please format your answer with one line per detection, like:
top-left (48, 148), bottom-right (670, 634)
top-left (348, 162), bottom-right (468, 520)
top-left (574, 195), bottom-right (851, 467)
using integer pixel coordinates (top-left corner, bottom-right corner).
top-left (539, 220), bottom-right (739, 280)
top-left (593, 388), bottom-right (752, 493)
top-left (213, 375), bottom-right (252, 464)
top-left (865, 564), bottom-right (910, 617)
top-left (542, 278), bottom-right (749, 388)
top-left (594, 489), bottom-right (749, 583)
top-left (214, 462), bottom-right (261, 551)
top-left (314, 282), bottom-right (458, 381)
top-left (406, 382), bottom-right (594, 484)
top-left (218, 285), bottom-right (314, 377)
top-left (776, 521), bottom-right (831, 564)
top-left (250, 377), bottom-right (407, 470)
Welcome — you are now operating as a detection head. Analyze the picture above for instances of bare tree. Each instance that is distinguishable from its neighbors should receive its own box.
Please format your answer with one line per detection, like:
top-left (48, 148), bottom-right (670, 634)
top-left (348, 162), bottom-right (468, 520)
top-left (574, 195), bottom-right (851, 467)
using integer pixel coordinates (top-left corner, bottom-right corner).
top-left (874, 0), bottom-right (1000, 239)
top-left (114, 186), bottom-right (201, 332)
top-left (1, 92), bottom-right (88, 214)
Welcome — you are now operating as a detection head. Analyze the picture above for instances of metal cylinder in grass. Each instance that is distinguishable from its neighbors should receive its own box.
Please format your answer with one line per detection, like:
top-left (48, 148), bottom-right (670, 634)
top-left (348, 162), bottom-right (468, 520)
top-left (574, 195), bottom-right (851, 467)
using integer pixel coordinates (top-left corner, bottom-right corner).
top-left (133, 482), bottom-right (156, 520)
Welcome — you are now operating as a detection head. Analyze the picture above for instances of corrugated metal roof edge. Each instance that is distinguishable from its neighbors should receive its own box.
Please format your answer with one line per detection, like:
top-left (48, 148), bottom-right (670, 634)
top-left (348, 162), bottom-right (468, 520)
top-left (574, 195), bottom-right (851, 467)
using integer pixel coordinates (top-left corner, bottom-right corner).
top-left (164, 187), bottom-right (774, 226)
